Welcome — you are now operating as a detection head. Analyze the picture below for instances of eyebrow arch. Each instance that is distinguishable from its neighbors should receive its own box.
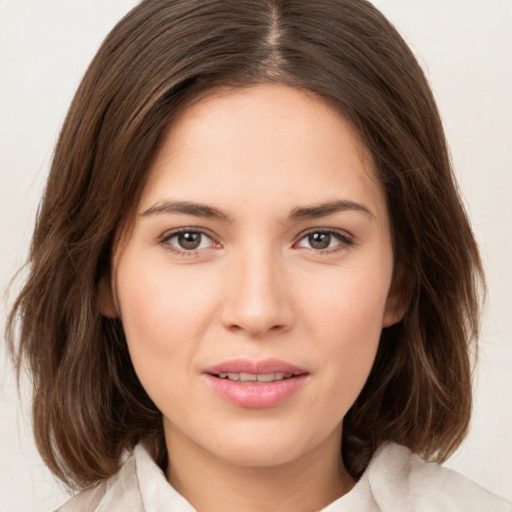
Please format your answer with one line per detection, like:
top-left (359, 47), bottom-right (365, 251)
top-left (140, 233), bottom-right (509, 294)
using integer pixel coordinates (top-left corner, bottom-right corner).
top-left (141, 200), bottom-right (233, 222)
top-left (289, 199), bottom-right (375, 220)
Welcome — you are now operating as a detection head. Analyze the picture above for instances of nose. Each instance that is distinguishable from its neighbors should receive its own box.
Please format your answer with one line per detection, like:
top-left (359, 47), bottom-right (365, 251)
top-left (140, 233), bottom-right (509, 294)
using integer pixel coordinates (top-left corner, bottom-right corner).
top-left (220, 248), bottom-right (294, 337)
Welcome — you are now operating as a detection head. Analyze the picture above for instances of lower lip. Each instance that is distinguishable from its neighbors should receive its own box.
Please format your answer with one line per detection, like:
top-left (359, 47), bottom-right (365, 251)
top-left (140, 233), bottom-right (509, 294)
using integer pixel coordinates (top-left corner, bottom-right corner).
top-left (204, 374), bottom-right (308, 408)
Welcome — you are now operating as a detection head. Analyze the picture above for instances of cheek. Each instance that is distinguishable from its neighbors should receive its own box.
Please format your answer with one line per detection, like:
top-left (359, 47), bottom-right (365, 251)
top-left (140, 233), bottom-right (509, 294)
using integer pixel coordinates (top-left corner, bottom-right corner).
top-left (114, 254), bottom-right (219, 375)
top-left (300, 261), bottom-right (392, 337)
top-left (114, 260), bottom-right (219, 421)
top-left (299, 264), bottom-right (391, 401)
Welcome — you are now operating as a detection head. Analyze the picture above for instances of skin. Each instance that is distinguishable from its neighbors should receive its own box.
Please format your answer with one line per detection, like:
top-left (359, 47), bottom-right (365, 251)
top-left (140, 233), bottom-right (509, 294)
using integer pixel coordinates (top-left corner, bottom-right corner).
top-left (103, 84), bottom-right (405, 512)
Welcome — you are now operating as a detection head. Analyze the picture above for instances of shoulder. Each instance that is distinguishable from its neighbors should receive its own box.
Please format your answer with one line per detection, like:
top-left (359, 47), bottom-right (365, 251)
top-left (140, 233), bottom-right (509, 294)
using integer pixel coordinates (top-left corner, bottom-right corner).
top-left (366, 442), bottom-right (511, 512)
top-left (55, 453), bottom-right (144, 512)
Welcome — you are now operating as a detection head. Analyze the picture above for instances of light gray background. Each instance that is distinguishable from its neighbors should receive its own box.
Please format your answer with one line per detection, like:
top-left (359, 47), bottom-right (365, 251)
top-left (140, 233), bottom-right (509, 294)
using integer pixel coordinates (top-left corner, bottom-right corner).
top-left (1, 1), bottom-right (511, 510)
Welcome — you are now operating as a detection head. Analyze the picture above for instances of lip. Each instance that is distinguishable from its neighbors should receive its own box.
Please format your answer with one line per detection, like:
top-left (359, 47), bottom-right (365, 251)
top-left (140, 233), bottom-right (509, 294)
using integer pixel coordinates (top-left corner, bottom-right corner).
top-left (204, 358), bottom-right (308, 376)
top-left (203, 358), bottom-right (309, 409)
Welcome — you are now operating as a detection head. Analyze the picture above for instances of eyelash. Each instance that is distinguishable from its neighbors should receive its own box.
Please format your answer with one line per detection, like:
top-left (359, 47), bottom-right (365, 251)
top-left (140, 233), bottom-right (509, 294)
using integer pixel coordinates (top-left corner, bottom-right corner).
top-left (159, 227), bottom-right (217, 257)
top-left (296, 228), bottom-right (354, 255)
top-left (158, 227), bottom-right (354, 257)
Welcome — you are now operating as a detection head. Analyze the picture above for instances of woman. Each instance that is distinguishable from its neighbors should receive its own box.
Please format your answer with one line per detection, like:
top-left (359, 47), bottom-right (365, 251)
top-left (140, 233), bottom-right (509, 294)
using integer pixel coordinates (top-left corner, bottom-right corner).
top-left (6, 0), bottom-right (511, 510)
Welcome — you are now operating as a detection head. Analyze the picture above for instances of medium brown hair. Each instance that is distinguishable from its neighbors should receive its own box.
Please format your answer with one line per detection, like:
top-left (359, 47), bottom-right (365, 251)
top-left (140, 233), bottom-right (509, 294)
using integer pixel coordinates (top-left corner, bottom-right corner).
top-left (7, 0), bottom-right (482, 489)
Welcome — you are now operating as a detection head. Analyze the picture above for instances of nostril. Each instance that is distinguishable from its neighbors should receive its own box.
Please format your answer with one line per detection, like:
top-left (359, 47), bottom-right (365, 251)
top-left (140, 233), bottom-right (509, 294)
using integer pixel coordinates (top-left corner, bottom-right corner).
top-left (227, 323), bottom-right (243, 332)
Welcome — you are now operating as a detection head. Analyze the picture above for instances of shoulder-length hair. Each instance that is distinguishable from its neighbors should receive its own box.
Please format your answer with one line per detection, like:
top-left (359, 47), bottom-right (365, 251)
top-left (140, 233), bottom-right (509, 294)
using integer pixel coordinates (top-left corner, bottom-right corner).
top-left (7, 0), bottom-right (482, 489)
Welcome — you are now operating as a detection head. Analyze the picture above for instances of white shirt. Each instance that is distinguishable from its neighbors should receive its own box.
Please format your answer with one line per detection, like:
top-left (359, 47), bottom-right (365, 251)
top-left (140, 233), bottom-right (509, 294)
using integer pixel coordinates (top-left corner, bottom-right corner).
top-left (56, 442), bottom-right (511, 511)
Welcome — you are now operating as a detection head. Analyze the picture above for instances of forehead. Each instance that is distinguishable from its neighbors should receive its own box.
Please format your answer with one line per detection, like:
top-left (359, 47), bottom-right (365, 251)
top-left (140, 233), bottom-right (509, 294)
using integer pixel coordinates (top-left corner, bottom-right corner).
top-left (139, 84), bottom-right (386, 223)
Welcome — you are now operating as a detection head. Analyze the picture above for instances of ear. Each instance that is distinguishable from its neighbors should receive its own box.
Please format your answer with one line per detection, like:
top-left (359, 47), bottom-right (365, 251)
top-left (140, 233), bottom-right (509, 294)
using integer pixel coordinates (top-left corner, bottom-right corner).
top-left (382, 265), bottom-right (411, 328)
top-left (98, 273), bottom-right (119, 318)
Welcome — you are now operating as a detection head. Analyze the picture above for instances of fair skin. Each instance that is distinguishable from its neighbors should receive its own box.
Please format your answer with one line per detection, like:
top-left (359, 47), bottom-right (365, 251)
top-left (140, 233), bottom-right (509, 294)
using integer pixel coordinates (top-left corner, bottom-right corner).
top-left (104, 84), bottom-right (404, 512)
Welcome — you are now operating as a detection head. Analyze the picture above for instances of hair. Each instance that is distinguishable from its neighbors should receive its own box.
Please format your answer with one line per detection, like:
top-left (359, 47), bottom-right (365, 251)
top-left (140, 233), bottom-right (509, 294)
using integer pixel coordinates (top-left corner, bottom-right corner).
top-left (7, 0), bottom-right (482, 490)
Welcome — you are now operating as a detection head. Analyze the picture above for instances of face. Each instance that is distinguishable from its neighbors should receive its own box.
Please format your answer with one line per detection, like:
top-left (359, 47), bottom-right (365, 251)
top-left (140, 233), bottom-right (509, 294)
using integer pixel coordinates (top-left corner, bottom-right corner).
top-left (106, 84), bottom-right (402, 471)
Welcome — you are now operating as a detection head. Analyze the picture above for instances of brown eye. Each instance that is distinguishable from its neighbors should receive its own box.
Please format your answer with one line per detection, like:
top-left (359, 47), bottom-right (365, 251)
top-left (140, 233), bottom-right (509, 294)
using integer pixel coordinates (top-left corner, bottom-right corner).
top-left (177, 232), bottom-right (202, 250)
top-left (295, 229), bottom-right (353, 253)
top-left (162, 229), bottom-right (216, 253)
top-left (307, 232), bottom-right (331, 250)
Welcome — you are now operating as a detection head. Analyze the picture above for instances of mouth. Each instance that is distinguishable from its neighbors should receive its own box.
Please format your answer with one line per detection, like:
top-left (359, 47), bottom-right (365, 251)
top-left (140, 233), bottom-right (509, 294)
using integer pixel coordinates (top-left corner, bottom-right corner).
top-left (203, 359), bottom-right (309, 408)
top-left (213, 372), bottom-right (296, 383)
top-left (204, 358), bottom-right (308, 376)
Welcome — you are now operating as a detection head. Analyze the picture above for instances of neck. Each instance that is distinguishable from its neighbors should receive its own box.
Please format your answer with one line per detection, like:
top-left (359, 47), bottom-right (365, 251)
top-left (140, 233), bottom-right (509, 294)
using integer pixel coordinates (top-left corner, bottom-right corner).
top-left (164, 425), bottom-right (355, 512)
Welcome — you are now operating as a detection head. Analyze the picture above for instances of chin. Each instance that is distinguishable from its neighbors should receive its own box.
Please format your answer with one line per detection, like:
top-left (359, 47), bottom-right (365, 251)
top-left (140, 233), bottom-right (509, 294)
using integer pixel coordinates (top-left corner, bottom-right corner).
top-left (196, 420), bottom-right (339, 469)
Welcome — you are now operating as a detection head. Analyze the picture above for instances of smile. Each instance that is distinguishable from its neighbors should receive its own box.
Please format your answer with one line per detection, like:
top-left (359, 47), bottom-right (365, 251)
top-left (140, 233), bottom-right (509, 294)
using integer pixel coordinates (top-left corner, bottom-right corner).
top-left (203, 359), bottom-right (309, 408)
top-left (216, 372), bottom-right (294, 382)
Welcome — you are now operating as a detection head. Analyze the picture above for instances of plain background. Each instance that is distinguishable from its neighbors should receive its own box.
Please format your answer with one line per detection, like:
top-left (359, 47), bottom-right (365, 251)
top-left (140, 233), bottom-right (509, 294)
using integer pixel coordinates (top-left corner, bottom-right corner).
top-left (1, 0), bottom-right (511, 510)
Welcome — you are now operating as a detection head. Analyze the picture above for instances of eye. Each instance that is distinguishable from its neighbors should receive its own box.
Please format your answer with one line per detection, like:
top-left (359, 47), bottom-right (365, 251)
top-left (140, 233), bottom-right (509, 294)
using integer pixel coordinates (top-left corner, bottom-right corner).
top-left (295, 229), bottom-right (353, 252)
top-left (160, 228), bottom-right (217, 253)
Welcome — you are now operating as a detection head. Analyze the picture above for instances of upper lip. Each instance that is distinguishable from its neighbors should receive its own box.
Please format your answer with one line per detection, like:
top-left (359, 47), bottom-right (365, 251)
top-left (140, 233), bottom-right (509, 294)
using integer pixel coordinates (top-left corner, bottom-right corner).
top-left (204, 358), bottom-right (308, 376)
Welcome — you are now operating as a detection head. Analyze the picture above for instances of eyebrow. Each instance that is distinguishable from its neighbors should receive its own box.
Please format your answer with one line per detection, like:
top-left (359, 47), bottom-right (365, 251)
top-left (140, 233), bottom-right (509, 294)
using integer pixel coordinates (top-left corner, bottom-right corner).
top-left (141, 201), bottom-right (233, 222)
top-left (141, 199), bottom-right (375, 222)
top-left (289, 199), bottom-right (375, 220)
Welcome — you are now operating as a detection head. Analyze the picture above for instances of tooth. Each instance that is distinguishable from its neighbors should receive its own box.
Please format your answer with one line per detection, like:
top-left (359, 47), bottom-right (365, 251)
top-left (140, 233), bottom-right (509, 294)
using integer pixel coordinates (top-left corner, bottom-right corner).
top-left (256, 373), bottom-right (276, 382)
top-left (218, 372), bottom-right (295, 383)
top-left (239, 372), bottom-right (256, 382)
